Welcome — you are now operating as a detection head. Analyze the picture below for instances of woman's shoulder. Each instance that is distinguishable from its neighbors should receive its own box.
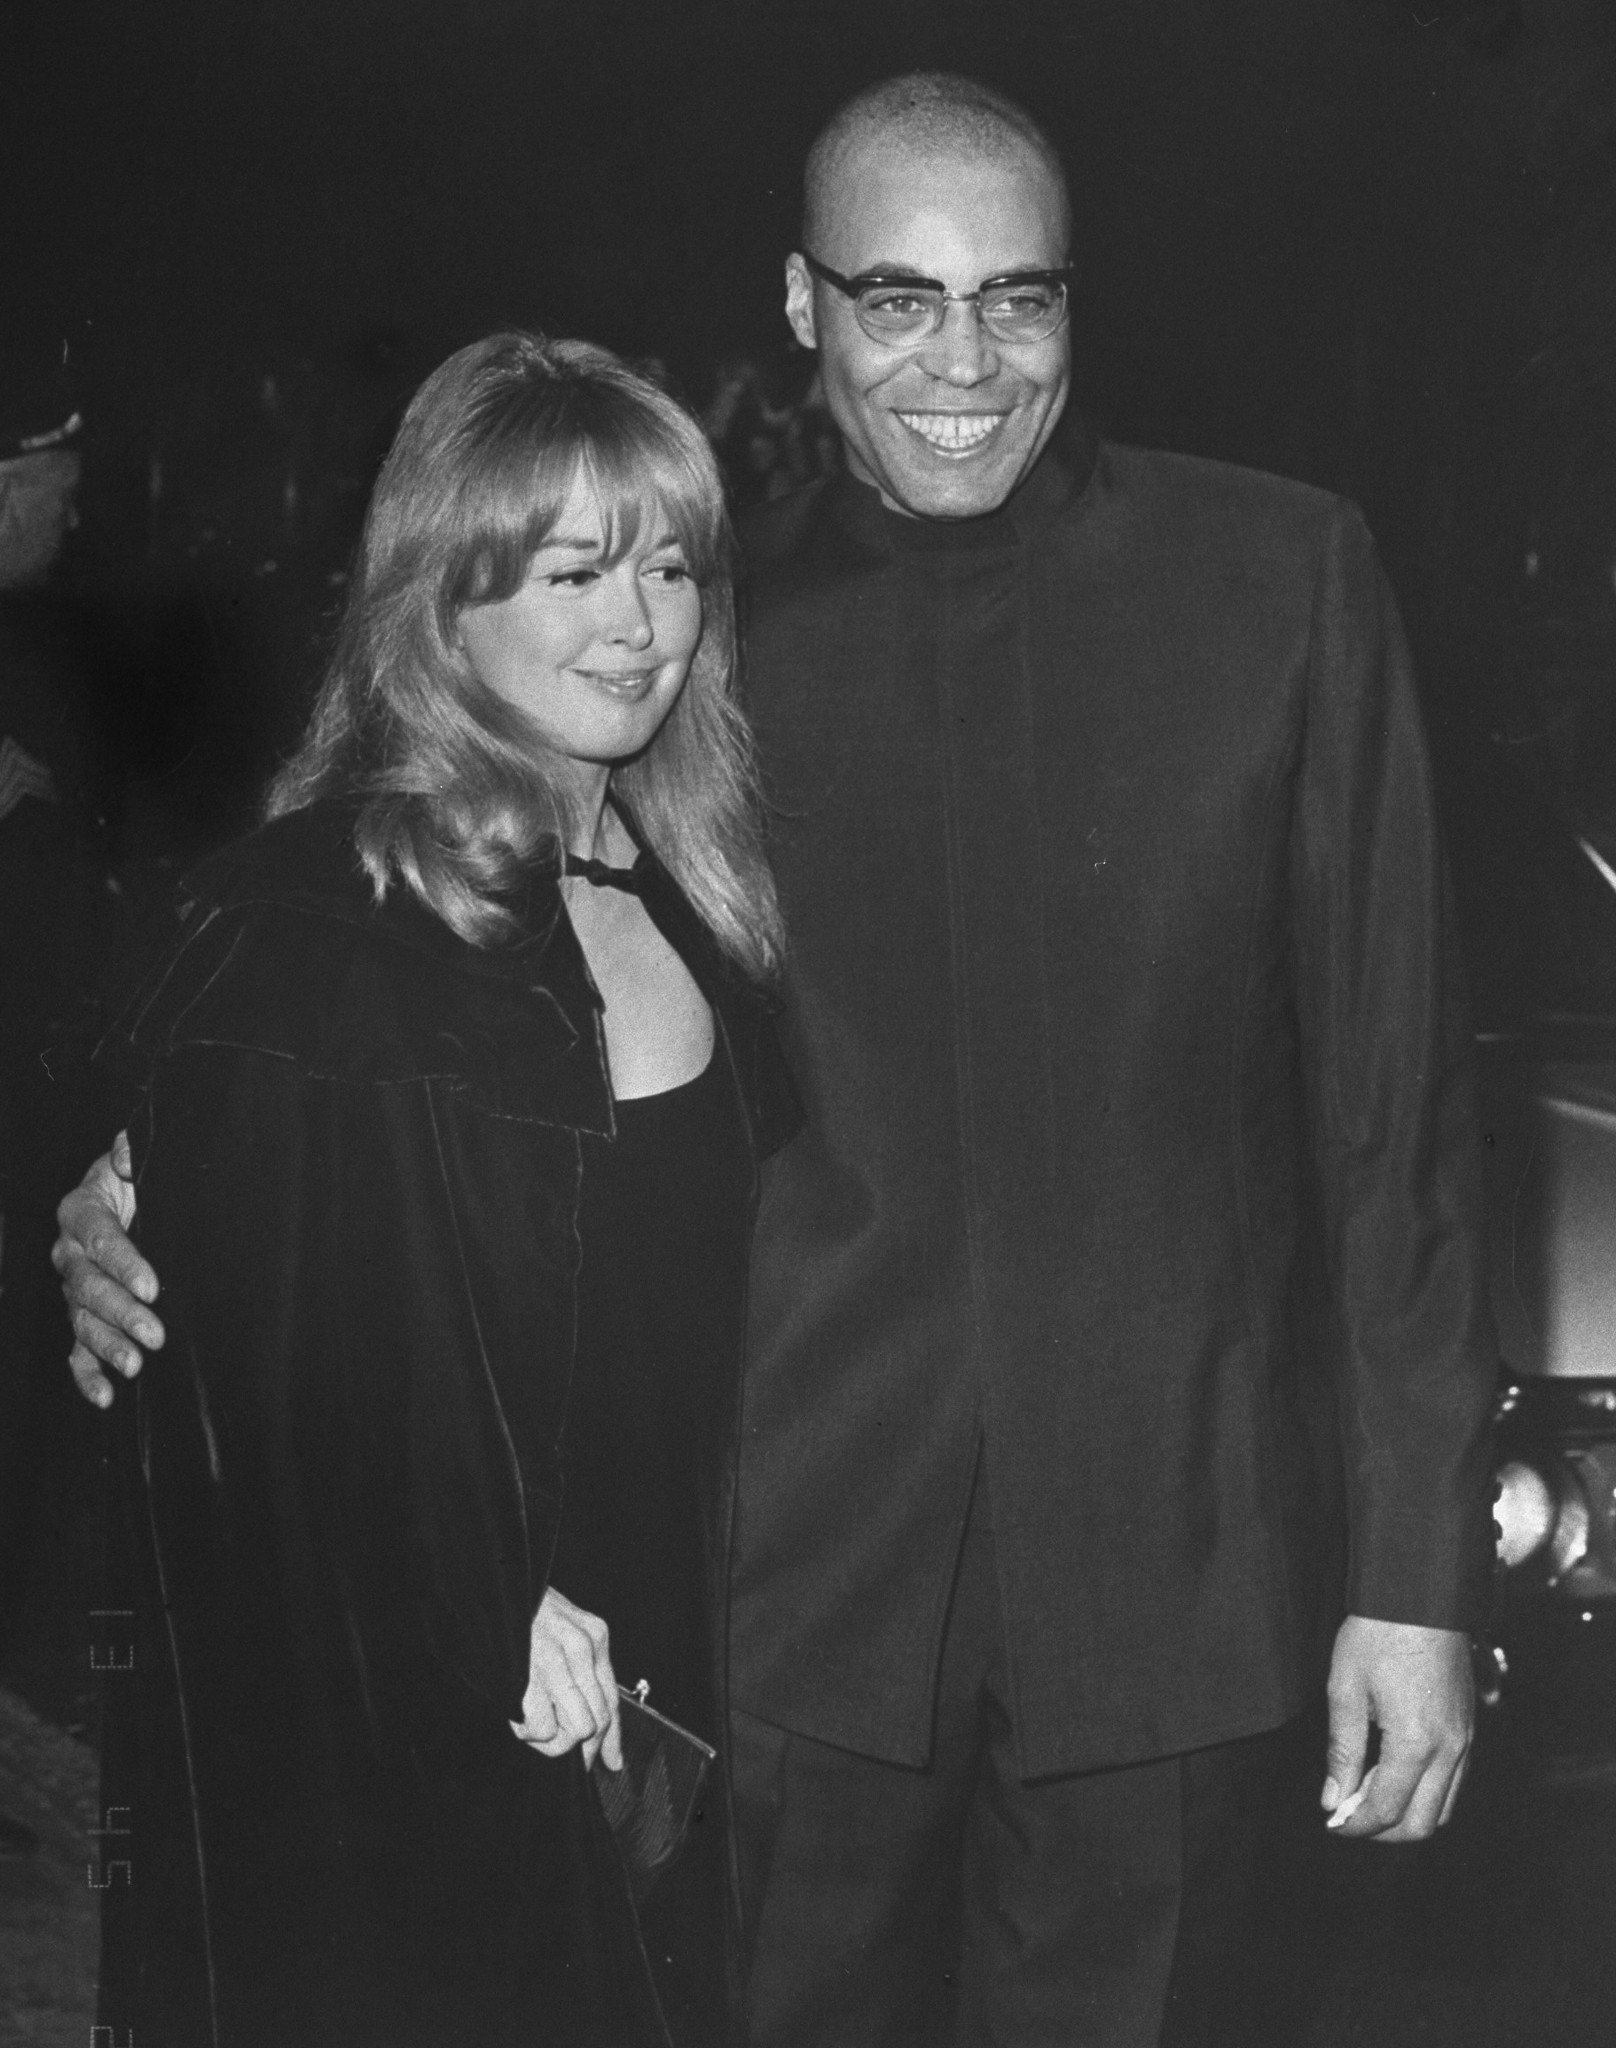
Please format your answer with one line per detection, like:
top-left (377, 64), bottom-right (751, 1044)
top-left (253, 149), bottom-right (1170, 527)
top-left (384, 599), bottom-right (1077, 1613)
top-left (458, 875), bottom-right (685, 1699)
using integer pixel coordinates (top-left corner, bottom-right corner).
top-left (178, 799), bottom-right (380, 924)
top-left (110, 802), bottom-right (600, 1112)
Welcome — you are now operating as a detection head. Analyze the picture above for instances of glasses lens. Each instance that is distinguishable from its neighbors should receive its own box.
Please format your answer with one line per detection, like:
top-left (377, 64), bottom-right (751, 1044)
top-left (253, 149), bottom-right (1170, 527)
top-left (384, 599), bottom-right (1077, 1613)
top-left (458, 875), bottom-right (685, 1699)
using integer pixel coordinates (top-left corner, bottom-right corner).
top-left (981, 283), bottom-right (1067, 342)
top-left (854, 285), bottom-right (945, 341)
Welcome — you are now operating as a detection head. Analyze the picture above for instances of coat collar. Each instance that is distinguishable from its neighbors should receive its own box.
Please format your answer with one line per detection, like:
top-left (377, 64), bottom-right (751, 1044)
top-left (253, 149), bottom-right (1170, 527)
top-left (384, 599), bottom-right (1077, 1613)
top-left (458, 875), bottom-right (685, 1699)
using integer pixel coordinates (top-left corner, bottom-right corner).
top-left (122, 799), bottom-right (783, 1143)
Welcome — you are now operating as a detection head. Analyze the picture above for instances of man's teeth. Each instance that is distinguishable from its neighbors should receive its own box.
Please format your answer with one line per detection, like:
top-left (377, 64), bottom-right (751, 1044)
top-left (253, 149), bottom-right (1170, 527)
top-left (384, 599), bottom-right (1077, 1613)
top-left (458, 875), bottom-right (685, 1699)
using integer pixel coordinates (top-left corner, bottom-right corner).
top-left (897, 412), bottom-right (1003, 451)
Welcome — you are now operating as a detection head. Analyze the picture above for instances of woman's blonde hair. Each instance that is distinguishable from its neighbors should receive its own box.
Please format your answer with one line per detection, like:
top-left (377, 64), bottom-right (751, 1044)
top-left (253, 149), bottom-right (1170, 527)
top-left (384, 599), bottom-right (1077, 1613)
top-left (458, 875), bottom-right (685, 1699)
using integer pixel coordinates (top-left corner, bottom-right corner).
top-left (268, 331), bottom-right (783, 979)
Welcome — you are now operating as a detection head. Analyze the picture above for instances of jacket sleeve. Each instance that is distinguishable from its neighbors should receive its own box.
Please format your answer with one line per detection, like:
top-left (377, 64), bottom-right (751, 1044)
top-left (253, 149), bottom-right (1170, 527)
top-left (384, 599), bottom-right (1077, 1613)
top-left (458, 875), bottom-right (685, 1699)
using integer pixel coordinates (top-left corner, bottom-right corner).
top-left (128, 1044), bottom-right (564, 1769)
top-left (116, 900), bottom-right (585, 1780)
top-left (1291, 503), bottom-right (1497, 1633)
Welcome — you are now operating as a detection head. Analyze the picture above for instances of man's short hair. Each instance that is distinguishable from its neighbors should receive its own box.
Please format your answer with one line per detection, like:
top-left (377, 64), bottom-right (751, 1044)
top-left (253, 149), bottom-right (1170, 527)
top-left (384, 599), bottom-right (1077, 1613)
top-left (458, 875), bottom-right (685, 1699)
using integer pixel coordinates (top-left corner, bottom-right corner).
top-left (801, 72), bottom-right (1070, 253)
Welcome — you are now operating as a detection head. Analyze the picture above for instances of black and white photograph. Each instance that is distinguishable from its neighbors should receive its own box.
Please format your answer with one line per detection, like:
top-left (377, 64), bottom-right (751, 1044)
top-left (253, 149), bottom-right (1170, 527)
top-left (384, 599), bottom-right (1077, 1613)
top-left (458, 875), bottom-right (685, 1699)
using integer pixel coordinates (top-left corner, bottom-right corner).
top-left (4, 3), bottom-right (1616, 2043)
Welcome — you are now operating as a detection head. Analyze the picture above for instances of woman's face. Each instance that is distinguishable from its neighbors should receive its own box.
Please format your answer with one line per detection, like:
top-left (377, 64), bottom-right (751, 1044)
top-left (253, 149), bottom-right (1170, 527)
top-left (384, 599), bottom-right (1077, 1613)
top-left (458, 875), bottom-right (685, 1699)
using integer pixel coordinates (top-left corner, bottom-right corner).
top-left (456, 475), bottom-right (703, 773)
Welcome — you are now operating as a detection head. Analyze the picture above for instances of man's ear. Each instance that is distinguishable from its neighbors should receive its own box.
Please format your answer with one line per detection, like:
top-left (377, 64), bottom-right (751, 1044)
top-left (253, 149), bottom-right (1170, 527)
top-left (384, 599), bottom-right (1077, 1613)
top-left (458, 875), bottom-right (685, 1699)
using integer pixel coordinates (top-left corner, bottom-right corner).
top-left (784, 255), bottom-right (818, 351)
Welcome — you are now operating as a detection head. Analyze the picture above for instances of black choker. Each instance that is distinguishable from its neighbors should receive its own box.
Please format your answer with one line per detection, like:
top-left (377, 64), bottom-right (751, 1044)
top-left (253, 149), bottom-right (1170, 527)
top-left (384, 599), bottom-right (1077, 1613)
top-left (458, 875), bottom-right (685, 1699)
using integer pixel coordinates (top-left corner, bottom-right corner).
top-left (563, 851), bottom-right (645, 895)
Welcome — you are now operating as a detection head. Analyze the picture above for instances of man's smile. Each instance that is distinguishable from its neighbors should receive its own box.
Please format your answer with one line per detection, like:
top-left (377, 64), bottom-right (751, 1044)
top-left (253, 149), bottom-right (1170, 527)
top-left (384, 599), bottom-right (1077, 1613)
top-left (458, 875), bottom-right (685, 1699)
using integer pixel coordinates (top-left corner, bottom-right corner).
top-left (895, 411), bottom-right (1007, 454)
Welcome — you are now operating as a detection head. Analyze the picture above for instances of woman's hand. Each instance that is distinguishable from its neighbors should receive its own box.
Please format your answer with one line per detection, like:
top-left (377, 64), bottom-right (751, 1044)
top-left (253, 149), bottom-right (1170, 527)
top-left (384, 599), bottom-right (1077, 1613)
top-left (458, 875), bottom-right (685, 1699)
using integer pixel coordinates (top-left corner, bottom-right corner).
top-left (52, 1133), bottom-right (166, 1409)
top-left (510, 1588), bottom-right (623, 1772)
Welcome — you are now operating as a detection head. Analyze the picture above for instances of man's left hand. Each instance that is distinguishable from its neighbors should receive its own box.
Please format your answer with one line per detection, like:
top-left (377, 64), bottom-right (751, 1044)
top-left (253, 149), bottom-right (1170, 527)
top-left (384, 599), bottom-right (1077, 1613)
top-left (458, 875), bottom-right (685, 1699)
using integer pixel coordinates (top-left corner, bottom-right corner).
top-left (1321, 1615), bottom-right (1473, 1842)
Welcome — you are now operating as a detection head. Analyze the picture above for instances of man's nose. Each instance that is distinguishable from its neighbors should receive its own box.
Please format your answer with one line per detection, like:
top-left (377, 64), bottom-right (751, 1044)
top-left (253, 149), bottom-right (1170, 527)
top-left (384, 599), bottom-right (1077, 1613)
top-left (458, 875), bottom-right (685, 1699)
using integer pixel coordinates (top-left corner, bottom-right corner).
top-left (916, 298), bottom-right (998, 386)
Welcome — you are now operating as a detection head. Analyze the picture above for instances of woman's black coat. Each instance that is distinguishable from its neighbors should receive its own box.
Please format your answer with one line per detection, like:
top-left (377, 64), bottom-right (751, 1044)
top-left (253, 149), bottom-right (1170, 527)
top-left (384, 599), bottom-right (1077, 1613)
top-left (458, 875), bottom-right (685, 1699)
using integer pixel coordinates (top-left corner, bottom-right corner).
top-left (95, 801), bottom-right (799, 2048)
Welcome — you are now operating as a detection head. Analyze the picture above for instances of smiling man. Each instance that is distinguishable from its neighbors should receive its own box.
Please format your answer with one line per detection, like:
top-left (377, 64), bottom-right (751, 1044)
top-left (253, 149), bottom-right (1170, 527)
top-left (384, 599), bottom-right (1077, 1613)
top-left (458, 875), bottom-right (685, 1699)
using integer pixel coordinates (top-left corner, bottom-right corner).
top-left (721, 71), bottom-right (1497, 2048)
top-left (784, 110), bottom-right (1071, 519)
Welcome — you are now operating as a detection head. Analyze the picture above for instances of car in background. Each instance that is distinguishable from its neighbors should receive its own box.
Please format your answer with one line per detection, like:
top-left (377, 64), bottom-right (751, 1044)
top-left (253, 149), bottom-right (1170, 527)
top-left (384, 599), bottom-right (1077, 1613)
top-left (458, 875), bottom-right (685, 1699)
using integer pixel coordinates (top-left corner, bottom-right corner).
top-left (1475, 812), bottom-right (1616, 1774)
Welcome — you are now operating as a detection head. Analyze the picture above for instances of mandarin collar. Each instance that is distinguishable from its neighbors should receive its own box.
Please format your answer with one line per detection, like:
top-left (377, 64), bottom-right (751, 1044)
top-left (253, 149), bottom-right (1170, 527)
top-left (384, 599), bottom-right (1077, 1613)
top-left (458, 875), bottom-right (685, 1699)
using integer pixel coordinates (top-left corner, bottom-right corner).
top-left (828, 408), bottom-right (1098, 560)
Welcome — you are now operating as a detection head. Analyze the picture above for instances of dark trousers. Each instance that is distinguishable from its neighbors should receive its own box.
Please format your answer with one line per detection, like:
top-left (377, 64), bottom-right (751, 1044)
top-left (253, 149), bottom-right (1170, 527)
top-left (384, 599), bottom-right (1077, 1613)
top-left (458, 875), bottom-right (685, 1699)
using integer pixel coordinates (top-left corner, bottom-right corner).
top-left (731, 1472), bottom-right (1312, 2047)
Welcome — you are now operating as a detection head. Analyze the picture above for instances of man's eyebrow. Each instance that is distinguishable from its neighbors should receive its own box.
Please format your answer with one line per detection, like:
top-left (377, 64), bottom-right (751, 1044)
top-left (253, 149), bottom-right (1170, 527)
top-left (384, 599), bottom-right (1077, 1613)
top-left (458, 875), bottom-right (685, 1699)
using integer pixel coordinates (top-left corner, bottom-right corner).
top-left (854, 261), bottom-right (942, 279)
top-left (853, 260), bottom-right (1058, 280)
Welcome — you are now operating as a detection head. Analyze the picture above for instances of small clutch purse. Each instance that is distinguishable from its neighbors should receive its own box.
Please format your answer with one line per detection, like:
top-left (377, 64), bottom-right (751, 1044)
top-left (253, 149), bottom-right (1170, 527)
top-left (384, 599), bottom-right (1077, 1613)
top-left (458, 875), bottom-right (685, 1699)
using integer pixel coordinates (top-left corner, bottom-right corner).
top-left (591, 1680), bottom-right (717, 1903)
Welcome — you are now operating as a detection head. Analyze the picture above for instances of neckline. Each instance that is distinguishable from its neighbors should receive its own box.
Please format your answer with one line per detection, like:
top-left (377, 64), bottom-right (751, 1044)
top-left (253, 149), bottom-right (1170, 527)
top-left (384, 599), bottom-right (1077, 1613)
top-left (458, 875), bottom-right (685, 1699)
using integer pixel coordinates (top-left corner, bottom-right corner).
top-left (828, 407), bottom-right (1098, 560)
top-left (612, 1042), bottom-right (717, 1111)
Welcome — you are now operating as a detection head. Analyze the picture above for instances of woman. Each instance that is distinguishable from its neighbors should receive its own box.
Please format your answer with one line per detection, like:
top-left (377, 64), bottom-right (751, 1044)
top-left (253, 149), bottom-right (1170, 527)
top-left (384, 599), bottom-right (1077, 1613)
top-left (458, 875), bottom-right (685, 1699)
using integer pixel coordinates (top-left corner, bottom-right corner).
top-left (89, 332), bottom-right (797, 2047)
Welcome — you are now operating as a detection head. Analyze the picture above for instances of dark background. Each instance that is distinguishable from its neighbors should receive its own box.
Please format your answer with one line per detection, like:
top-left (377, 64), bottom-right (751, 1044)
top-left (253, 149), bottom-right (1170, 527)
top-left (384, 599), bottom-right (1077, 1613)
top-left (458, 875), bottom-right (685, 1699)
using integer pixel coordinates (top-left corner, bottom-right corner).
top-left (8, 0), bottom-right (1616, 925)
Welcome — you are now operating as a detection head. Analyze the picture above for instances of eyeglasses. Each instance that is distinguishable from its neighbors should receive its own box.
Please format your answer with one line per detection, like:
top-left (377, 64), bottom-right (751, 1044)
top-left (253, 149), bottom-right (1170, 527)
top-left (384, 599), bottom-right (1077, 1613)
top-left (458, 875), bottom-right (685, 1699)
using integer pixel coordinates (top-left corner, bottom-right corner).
top-left (801, 251), bottom-right (1073, 346)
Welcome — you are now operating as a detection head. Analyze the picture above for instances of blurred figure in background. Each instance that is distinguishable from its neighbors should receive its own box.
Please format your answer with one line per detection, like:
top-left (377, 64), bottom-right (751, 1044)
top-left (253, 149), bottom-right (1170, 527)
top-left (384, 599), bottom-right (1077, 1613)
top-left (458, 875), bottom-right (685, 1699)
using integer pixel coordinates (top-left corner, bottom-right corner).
top-left (0, 340), bottom-right (117, 1729)
top-left (702, 354), bottom-right (840, 513)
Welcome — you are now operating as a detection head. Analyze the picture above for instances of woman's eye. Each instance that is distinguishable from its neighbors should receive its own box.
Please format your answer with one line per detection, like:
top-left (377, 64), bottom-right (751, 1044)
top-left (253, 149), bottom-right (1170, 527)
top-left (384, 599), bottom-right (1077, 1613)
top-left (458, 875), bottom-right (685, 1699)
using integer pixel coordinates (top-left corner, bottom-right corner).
top-left (547, 568), bottom-right (600, 588)
top-left (647, 561), bottom-right (691, 584)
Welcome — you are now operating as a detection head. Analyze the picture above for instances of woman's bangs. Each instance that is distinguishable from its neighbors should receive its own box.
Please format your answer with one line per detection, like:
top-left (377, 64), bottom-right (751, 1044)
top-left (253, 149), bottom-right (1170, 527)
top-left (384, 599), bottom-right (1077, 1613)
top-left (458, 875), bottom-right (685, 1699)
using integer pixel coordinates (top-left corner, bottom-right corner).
top-left (568, 413), bottom-right (723, 581)
top-left (446, 379), bottom-right (722, 613)
top-left (455, 427), bottom-right (579, 605)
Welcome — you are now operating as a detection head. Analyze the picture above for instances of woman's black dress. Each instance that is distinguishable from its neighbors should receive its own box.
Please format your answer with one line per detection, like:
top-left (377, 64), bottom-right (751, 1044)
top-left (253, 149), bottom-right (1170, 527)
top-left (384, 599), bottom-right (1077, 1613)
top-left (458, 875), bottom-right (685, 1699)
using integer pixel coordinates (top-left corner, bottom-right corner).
top-left (547, 1042), bottom-right (753, 2043)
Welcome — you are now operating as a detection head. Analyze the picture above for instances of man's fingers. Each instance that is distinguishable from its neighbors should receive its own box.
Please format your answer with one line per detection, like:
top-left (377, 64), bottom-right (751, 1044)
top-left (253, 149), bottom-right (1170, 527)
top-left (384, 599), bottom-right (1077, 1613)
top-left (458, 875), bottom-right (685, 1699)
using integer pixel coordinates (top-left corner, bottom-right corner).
top-left (1324, 1616), bottom-right (1474, 1840)
top-left (82, 1138), bottom-right (137, 1225)
top-left (68, 1221), bottom-right (161, 1314)
top-left (86, 1230), bottom-right (162, 1312)
top-left (58, 1252), bottom-right (165, 1353)
top-left (64, 1266), bottom-right (162, 1359)
top-left (1435, 1744), bottom-right (1470, 1829)
top-left (68, 1341), bottom-right (117, 1409)
top-left (1321, 1683), bottom-right (1369, 1814)
top-left (1373, 1728), bottom-right (1469, 1843)
top-left (69, 1304), bottom-right (146, 1379)
top-left (1337, 1745), bottom-right (1423, 1838)
top-left (1331, 1728), bottom-right (1470, 1842)
top-left (1355, 1768), bottom-right (1448, 1843)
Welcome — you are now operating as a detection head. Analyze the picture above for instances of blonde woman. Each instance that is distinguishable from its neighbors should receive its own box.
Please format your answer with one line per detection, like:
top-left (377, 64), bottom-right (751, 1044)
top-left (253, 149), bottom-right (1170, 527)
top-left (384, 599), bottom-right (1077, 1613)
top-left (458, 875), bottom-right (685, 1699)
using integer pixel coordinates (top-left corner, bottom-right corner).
top-left (88, 333), bottom-right (796, 2047)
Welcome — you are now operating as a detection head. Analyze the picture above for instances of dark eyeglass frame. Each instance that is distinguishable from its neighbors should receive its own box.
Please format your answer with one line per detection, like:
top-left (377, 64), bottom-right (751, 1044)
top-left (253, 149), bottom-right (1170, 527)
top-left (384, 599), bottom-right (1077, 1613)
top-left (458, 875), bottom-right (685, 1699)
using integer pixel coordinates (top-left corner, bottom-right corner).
top-left (800, 251), bottom-right (1074, 344)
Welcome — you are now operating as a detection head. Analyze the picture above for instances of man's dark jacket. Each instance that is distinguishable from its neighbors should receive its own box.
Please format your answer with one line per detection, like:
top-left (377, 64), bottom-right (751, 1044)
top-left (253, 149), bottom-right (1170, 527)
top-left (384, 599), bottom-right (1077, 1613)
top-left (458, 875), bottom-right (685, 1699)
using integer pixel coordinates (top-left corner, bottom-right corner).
top-left (729, 425), bottom-right (1497, 1780)
top-left (96, 802), bottom-right (799, 2048)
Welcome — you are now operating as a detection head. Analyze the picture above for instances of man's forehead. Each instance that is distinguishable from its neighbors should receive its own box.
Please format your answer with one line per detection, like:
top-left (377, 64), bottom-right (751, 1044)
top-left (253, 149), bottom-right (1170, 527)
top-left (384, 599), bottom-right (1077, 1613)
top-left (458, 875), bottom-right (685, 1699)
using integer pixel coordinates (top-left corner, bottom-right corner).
top-left (812, 137), bottom-right (1067, 267)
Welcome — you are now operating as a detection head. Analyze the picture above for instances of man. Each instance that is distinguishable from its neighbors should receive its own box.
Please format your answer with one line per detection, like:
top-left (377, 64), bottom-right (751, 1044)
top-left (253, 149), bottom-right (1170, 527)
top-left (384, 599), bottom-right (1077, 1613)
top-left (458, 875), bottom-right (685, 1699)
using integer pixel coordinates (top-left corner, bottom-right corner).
top-left (57, 73), bottom-right (1495, 2047)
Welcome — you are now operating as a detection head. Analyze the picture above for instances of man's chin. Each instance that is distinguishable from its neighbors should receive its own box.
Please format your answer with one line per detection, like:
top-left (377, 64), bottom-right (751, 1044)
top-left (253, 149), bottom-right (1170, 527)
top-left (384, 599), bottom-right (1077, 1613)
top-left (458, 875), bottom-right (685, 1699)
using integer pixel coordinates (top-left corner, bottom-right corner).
top-left (873, 457), bottom-right (1033, 522)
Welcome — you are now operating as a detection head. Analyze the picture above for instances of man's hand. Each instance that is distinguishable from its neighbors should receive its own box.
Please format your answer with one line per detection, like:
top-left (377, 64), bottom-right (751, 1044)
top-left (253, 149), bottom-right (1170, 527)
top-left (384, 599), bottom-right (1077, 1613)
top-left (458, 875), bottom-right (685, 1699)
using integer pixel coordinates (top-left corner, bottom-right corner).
top-left (1321, 1614), bottom-right (1473, 1842)
top-left (51, 1132), bottom-right (165, 1409)
top-left (510, 1588), bottom-right (623, 1772)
